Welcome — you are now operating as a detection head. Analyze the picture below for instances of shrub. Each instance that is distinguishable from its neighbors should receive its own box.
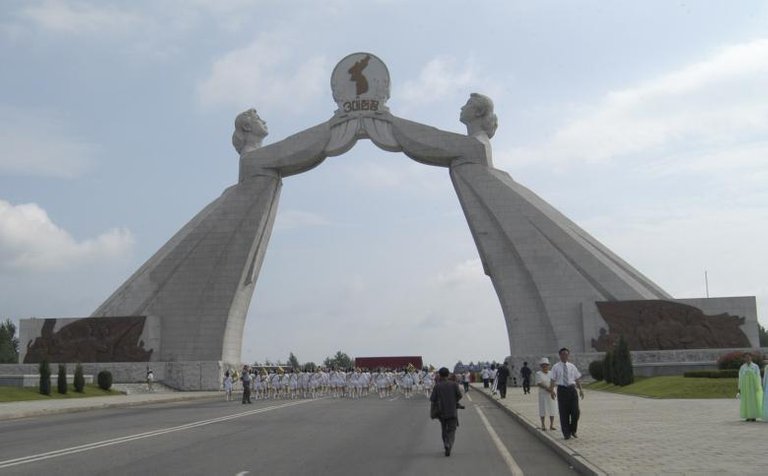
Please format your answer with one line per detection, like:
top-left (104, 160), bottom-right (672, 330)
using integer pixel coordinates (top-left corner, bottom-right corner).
top-left (614, 335), bottom-right (634, 386)
top-left (588, 360), bottom-right (604, 381)
top-left (684, 370), bottom-right (739, 378)
top-left (39, 359), bottom-right (51, 395)
top-left (74, 363), bottom-right (85, 393)
top-left (57, 364), bottom-right (67, 394)
top-left (97, 370), bottom-right (113, 390)
top-left (603, 349), bottom-right (614, 384)
top-left (717, 350), bottom-right (766, 370)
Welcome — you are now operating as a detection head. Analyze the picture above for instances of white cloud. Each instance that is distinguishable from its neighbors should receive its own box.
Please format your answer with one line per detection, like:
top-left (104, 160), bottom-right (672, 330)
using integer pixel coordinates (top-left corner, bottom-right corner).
top-left (0, 108), bottom-right (97, 178)
top-left (582, 203), bottom-right (768, 324)
top-left (274, 210), bottom-right (330, 231)
top-left (19, 0), bottom-right (144, 34)
top-left (342, 161), bottom-right (406, 189)
top-left (398, 56), bottom-right (480, 106)
top-left (197, 33), bottom-right (329, 111)
top-left (0, 200), bottom-right (134, 271)
top-left (436, 258), bottom-right (486, 287)
top-left (500, 38), bottom-right (768, 169)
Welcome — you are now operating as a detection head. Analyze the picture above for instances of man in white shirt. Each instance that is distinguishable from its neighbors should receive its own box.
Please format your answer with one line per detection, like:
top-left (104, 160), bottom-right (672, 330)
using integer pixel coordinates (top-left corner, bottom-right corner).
top-left (548, 347), bottom-right (584, 440)
top-left (481, 367), bottom-right (490, 388)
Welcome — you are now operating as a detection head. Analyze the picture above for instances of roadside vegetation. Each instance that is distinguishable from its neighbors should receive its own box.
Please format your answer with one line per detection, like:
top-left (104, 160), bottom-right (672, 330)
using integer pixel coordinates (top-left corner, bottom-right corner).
top-left (0, 384), bottom-right (122, 403)
top-left (586, 375), bottom-right (737, 399)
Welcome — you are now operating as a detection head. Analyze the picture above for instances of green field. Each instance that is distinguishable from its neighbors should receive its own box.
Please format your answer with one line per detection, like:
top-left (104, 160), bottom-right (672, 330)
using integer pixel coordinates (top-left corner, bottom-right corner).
top-left (586, 376), bottom-right (738, 399)
top-left (0, 384), bottom-right (122, 403)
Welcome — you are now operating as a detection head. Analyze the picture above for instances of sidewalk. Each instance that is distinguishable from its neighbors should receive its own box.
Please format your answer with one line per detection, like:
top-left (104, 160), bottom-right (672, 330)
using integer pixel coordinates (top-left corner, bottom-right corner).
top-left (472, 383), bottom-right (766, 475)
top-left (0, 390), bottom-right (220, 421)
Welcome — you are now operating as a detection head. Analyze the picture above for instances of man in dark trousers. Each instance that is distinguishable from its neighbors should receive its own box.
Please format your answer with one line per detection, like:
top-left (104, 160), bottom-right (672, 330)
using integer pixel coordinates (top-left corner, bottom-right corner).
top-left (520, 362), bottom-right (532, 394)
top-left (241, 365), bottom-right (252, 404)
top-left (495, 361), bottom-right (510, 398)
top-left (548, 347), bottom-right (584, 440)
top-left (430, 367), bottom-right (463, 456)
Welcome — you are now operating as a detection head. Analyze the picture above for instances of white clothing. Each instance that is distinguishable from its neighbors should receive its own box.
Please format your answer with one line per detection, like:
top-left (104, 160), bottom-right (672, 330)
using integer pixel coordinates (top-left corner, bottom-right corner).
top-left (535, 370), bottom-right (557, 417)
top-left (549, 361), bottom-right (581, 387)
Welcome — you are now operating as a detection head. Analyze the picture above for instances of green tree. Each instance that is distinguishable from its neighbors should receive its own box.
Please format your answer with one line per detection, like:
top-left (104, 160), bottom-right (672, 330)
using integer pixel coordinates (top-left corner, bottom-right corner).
top-left (74, 363), bottom-right (85, 393)
top-left (759, 322), bottom-right (768, 347)
top-left (57, 364), bottom-right (68, 394)
top-left (323, 350), bottom-right (353, 369)
top-left (614, 335), bottom-right (634, 386)
top-left (603, 349), bottom-right (614, 384)
top-left (0, 318), bottom-right (20, 363)
top-left (288, 352), bottom-right (300, 370)
top-left (39, 360), bottom-right (51, 395)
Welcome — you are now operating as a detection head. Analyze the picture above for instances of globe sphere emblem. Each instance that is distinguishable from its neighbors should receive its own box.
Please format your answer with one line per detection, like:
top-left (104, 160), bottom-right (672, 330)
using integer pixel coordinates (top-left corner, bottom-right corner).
top-left (331, 52), bottom-right (390, 115)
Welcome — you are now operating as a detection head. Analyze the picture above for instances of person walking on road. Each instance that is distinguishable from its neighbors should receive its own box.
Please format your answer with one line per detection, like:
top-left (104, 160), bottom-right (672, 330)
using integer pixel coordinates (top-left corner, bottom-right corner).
top-left (737, 352), bottom-right (762, 421)
top-left (495, 362), bottom-right (510, 398)
top-left (223, 371), bottom-right (233, 401)
top-left (520, 362), bottom-right (532, 394)
top-left (430, 367), bottom-right (463, 457)
top-left (481, 367), bottom-right (490, 388)
top-left (535, 357), bottom-right (557, 431)
top-left (549, 348), bottom-right (584, 440)
top-left (241, 365), bottom-right (252, 404)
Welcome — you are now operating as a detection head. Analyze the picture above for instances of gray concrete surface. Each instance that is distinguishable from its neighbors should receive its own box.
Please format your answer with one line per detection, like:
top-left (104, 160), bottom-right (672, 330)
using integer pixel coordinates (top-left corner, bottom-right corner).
top-left (0, 390), bottom-right (576, 475)
top-left (473, 383), bottom-right (766, 475)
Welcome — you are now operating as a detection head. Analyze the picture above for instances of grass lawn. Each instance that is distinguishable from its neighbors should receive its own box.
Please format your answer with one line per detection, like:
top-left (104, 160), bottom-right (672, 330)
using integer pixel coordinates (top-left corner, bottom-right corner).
top-left (586, 376), bottom-right (737, 399)
top-left (0, 384), bottom-right (123, 403)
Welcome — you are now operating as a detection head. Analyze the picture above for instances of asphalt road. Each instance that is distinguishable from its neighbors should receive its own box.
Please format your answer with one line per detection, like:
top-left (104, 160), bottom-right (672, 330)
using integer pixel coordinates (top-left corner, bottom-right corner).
top-left (0, 391), bottom-right (578, 475)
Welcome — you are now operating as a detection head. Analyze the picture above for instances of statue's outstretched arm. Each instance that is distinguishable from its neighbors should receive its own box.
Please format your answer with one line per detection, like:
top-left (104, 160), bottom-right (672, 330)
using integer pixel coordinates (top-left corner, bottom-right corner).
top-left (240, 121), bottom-right (332, 180)
top-left (386, 114), bottom-right (483, 167)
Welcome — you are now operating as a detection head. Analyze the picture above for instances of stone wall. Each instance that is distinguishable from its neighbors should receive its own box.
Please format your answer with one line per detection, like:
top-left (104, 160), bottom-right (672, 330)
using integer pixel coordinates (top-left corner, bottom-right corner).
top-left (0, 361), bottom-right (231, 391)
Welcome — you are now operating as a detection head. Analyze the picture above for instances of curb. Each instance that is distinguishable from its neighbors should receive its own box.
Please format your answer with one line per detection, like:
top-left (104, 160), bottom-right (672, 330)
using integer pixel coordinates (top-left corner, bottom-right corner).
top-left (0, 393), bottom-right (220, 421)
top-left (473, 387), bottom-right (607, 476)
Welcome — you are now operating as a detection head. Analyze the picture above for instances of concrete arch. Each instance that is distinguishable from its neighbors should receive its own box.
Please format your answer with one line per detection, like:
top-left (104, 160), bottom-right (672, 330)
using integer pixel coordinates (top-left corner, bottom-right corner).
top-left (91, 103), bottom-right (669, 365)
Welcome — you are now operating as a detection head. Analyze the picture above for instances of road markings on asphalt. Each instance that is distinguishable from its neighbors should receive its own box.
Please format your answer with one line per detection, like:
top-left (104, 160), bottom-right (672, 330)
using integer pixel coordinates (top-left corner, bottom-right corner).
top-left (0, 400), bottom-right (315, 469)
top-left (474, 405), bottom-right (524, 476)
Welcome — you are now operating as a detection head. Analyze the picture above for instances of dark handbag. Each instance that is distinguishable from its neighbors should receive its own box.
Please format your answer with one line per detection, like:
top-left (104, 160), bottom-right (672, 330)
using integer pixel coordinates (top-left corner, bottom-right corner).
top-left (430, 400), bottom-right (441, 419)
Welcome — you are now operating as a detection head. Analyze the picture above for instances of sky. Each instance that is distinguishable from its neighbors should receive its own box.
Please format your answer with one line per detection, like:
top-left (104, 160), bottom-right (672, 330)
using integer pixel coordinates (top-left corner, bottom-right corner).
top-left (1, 1), bottom-right (766, 369)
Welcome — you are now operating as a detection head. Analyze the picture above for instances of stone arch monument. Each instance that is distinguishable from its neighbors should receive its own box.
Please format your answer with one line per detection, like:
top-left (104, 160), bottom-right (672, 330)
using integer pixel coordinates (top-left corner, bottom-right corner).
top-left (20, 53), bottom-right (758, 387)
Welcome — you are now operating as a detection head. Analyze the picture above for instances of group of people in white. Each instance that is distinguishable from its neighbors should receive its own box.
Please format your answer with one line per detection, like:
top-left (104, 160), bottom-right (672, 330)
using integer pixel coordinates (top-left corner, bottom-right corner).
top-left (222, 365), bottom-right (437, 402)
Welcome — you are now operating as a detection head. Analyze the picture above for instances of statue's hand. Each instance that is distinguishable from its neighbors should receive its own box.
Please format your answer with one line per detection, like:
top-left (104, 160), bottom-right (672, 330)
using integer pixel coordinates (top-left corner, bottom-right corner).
top-left (328, 111), bottom-right (357, 129)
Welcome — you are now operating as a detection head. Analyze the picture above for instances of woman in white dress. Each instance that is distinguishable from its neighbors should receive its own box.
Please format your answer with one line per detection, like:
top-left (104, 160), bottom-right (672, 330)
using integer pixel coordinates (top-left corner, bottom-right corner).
top-left (253, 369), bottom-right (266, 400)
top-left (422, 370), bottom-right (435, 398)
top-left (375, 369), bottom-right (390, 398)
top-left (535, 357), bottom-right (558, 431)
top-left (401, 370), bottom-right (414, 399)
top-left (223, 371), bottom-right (233, 402)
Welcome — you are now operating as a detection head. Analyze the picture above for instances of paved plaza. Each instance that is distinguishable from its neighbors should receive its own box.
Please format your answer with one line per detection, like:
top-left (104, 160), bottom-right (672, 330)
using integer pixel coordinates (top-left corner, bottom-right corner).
top-left (473, 383), bottom-right (766, 475)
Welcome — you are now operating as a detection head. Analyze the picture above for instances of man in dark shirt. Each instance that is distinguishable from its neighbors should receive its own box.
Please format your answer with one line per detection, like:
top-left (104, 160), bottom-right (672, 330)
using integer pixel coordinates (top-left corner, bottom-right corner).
top-left (520, 362), bottom-right (532, 394)
top-left (430, 367), bottom-right (463, 456)
top-left (241, 365), bottom-right (252, 404)
top-left (496, 362), bottom-right (510, 398)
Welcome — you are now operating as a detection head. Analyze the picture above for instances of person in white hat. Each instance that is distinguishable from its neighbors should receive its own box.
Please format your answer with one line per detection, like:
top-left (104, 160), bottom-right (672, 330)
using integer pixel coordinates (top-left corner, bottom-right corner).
top-left (535, 357), bottom-right (558, 431)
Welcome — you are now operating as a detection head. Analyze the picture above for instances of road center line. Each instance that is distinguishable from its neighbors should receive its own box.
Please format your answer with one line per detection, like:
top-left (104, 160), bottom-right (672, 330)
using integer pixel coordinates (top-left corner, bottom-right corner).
top-left (0, 399), bottom-right (315, 469)
top-left (474, 405), bottom-right (525, 476)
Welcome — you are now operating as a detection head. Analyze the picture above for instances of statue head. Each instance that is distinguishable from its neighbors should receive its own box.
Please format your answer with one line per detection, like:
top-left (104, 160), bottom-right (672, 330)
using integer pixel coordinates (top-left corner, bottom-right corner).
top-left (232, 108), bottom-right (268, 154)
top-left (460, 93), bottom-right (498, 138)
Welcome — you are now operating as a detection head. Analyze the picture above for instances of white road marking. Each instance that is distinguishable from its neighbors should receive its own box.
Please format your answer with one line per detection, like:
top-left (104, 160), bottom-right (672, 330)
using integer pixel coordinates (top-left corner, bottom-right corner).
top-left (474, 405), bottom-right (525, 476)
top-left (235, 472), bottom-right (250, 476)
top-left (0, 400), bottom-right (315, 469)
